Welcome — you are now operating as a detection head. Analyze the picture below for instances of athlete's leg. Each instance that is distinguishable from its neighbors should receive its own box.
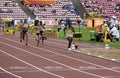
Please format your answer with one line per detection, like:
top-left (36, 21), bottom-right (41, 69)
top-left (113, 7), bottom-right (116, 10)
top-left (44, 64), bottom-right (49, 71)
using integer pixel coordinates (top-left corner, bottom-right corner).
top-left (20, 32), bottom-right (22, 42)
top-left (24, 31), bottom-right (28, 45)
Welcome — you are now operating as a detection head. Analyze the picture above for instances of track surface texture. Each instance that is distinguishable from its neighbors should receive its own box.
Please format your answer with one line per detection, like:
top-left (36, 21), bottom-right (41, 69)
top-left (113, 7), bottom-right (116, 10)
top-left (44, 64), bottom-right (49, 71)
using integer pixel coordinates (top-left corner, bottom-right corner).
top-left (0, 33), bottom-right (120, 78)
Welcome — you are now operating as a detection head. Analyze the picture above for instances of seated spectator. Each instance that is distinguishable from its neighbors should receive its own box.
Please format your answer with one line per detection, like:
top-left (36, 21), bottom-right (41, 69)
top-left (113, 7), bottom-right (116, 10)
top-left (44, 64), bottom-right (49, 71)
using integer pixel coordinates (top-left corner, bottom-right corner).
top-left (51, 9), bottom-right (56, 14)
top-left (73, 8), bottom-right (78, 15)
top-left (4, 2), bottom-right (10, 7)
top-left (0, 9), bottom-right (4, 13)
top-left (110, 16), bottom-right (119, 30)
top-left (7, 8), bottom-right (13, 13)
top-left (109, 25), bottom-right (119, 41)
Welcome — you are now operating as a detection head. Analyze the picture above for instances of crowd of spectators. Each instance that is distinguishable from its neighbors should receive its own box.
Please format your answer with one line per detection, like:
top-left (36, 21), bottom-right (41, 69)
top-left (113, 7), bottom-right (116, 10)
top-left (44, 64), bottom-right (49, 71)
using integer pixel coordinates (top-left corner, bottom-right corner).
top-left (4, 0), bottom-right (18, 7)
top-left (23, 0), bottom-right (80, 20)
top-left (94, 15), bottom-right (119, 42)
top-left (0, 8), bottom-right (13, 13)
top-left (0, 0), bottom-right (27, 19)
top-left (79, 0), bottom-right (120, 20)
top-left (0, 0), bottom-right (18, 13)
top-left (62, 1), bottom-right (78, 15)
top-left (78, 0), bottom-right (120, 42)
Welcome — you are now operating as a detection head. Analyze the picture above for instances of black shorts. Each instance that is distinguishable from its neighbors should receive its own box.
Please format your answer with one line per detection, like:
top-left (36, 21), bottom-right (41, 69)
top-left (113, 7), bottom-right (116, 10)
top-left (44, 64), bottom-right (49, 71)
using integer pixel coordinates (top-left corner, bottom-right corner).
top-left (40, 31), bottom-right (43, 35)
top-left (36, 33), bottom-right (40, 35)
top-left (22, 30), bottom-right (28, 34)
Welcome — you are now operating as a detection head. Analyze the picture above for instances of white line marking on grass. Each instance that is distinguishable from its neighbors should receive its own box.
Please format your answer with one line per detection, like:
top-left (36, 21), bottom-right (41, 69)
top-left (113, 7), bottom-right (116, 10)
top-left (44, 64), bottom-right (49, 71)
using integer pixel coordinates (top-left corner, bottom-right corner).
top-left (0, 66), bottom-right (22, 78)
top-left (0, 39), bottom-right (104, 78)
top-left (0, 50), bottom-right (64, 78)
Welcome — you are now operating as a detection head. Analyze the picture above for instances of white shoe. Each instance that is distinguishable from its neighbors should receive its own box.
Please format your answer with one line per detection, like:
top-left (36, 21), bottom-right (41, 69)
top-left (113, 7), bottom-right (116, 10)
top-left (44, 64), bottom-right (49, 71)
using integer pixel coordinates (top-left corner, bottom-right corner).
top-left (68, 48), bottom-right (72, 51)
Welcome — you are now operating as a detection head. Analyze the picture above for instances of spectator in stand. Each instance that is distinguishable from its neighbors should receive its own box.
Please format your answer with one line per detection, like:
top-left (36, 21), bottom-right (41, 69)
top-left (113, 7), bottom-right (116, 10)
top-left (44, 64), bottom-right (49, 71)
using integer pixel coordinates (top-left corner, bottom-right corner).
top-left (64, 17), bottom-right (71, 35)
top-left (73, 8), bottom-right (78, 15)
top-left (58, 18), bottom-right (64, 32)
top-left (65, 17), bottom-right (71, 27)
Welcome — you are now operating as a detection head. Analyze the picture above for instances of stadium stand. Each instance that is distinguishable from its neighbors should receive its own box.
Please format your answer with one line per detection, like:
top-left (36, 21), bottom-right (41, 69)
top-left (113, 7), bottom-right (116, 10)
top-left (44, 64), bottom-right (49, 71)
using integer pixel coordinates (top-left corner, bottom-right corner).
top-left (79, 0), bottom-right (120, 20)
top-left (0, 0), bottom-right (119, 24)
top-left (0, 0), bottom-right (28, 20)
top-left (24, 0), bottom-right (81, 20)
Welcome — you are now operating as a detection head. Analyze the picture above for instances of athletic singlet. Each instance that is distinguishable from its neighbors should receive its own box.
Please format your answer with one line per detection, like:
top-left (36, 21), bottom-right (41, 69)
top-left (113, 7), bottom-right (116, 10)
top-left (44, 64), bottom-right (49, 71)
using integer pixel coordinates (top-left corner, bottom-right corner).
top-left (66, 29), bottom-right (73, 38)
top-left (23, 24), bottom-right (29, 28)
top-left (36, 28), bottom-right (41, 33)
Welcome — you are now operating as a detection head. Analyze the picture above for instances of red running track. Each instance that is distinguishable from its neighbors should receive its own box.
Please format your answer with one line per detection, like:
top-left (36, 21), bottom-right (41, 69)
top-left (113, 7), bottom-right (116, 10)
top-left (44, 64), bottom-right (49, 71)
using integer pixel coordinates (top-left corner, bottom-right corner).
top-left (0, 33), bottom-right (120, 78)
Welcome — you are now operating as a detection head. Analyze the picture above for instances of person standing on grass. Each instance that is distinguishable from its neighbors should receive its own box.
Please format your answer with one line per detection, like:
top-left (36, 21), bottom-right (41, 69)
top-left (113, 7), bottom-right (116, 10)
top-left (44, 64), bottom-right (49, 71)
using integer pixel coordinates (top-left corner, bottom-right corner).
top-left (35, 21), bottom-right (44, 46)
top-left (66, 22), bottom-right (75, 51)
top-left (22, 19), bottom-right (29, 46)
top-left (64, 17), bottom-right (71, 35)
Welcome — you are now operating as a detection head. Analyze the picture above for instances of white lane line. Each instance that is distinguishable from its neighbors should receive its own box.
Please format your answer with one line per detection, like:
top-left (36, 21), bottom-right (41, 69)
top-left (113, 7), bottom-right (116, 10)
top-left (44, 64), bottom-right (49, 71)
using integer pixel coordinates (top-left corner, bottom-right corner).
top-left (44, 37), bottom-right (101, 48)
top-left (104, 76), bottom-right (120, 78)
top-left (3, 37), bottom-right (120, 74)
top-left (0, 50), bottom-right (64, 78)
top-left (0, 39), bottom-right (104, 78)
top-left (0, 66), bottom-right (22, 78)
top-left (11, 32), bottom-right (97, 48)
top-left (27, 38), bottom-right (120, 73)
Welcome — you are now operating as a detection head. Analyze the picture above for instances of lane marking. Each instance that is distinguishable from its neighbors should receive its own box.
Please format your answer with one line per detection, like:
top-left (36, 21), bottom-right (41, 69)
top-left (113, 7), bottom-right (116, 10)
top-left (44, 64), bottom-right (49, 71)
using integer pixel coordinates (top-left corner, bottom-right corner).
top-left (45, 37), bottom-right (103, 48)
top-left (1, 36), bottom-right (120, 75)
top-left (3, 36), bottom-right (120, 73)
top-left (0, 67), bottom-right (22, 78)
top-left (45, 66), bottom-right (63, 69)
top-left (0, 66), bottom-right (67, 73)
top-left (0, 40), bottom-right (104, 78)
top-left (104, 76), bottom-right (120, 78)
top-left (10, 67), bottom-right (29, 70)
top-left (112, 67), bottom-right (120, 70)
top-left (0, 70), bottom-right (40, 74)
top-left (0, 50), bottom-right (64, 78)
top-left (1, 66), bottom-right (120, 74)
top-left (9, 32), bottom-right (102, 49)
